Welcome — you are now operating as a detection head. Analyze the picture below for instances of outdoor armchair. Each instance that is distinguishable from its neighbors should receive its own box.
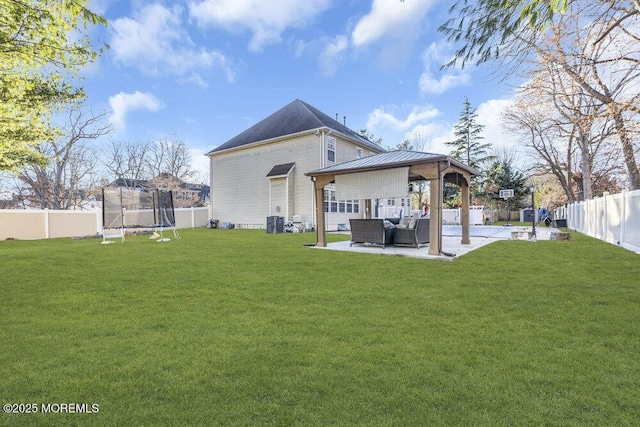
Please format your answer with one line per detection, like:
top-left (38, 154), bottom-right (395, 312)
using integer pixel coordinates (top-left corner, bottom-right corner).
top-left (393, 218), bottom-right (430, 248)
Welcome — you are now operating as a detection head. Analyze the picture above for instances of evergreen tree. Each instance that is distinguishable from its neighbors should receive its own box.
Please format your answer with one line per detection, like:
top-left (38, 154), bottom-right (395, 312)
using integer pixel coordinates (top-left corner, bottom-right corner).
top-left (445, 97), bottom-right (494, 169)
top-left (443, 97), bottom-right (494, 206)
top-left (483, 159), bottom-right (528, 205)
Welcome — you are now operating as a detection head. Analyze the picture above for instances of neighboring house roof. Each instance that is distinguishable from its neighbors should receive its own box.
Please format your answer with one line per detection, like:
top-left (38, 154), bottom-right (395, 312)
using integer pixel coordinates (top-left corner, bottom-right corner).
top-left (207, 99), bottom-right (383, 154)
top-left (266, 163), bottom-right (295, 177)
top-left (108, 178), bottom-right (150, 189)
top-left (108, 175), bottom-right (210, 194)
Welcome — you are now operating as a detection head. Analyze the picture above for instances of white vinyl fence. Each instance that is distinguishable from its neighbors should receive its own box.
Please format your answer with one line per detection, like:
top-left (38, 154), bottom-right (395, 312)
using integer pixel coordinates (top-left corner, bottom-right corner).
top-left (554, 189), bottom-right (640, 253)
top-left (0, 207), bottom-right (210, 241)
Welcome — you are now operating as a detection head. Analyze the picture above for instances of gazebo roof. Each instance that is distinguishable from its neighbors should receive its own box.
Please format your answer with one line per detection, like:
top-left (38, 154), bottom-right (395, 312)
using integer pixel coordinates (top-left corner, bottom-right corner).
top-left (306, 150), bottom-right (480, 179)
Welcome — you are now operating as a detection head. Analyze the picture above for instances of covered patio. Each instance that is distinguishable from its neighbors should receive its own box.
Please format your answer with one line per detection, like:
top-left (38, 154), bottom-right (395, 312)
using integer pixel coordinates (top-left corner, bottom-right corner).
top-left (305, 151), bottom-right (480, 257)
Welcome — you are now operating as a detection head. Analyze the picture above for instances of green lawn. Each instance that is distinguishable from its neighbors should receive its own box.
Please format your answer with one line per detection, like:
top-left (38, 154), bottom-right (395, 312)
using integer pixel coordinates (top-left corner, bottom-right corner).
top-left (1, 229), bottom-right (639, 426)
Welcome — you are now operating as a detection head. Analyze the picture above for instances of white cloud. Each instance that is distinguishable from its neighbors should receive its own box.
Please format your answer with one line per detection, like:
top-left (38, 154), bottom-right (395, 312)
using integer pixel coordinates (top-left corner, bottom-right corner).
top-left (189, 147), bottom-right (210, 183)
top-left (108, 91), bottom-right (164, 129)
top-left (403, 123), bottom-right (450, 152)
top-left (367, 105), bottom-right (440, 131)
top-left (418, 41), bottom-right (471, 94)
top-left (351, 0), bottom-right (434, 47)
top-left (476, 98), bottom-right (518, 151)
top-left (188, 0), bottom-right (332, 52)
top-left (110, 4), bottom-right (234, 83)
top-left (419, 73), bottom-right (471, 94)
top-left (318, 35), bottom-right (348, 76)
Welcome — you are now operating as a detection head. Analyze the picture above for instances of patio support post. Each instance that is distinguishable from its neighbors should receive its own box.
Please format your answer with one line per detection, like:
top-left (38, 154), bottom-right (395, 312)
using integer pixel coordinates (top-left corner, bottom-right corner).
top-left (311, 175), bottom-right (334, 247)
top-left (364, 199), bottom-right (372, 219)
top-left (460, 174), bottom-right (471, 245)
top-left (429, 171), bottom-right (442, 256)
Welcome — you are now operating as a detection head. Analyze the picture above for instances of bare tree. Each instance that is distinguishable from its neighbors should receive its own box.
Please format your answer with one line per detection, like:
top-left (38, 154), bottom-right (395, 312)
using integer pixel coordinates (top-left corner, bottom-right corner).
top-left (101, 130), bottom-right (201, 207)
top-left (504, 70), bottom-right (622, 202)
top-left (519, 6), bottom-right (640, 189)
top-left (498, 3), bottom-right (639, 197)
top-left (147, 130), bottom-right (195, 181)
top-left (15, 109), bottom-right (111, 209)
top-left (102, 139), bottom-right (153, 189)
top-left (504, 82), bottom-right (581, 201)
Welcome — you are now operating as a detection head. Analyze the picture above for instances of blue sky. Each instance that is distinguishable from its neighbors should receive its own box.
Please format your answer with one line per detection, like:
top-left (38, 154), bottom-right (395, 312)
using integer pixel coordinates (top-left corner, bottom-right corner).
top-left (85, 0), bottom-right (520, 181)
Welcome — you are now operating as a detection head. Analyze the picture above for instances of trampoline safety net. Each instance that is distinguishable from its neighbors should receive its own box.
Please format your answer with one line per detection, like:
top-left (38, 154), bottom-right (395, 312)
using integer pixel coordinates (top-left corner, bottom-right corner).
top-left (102, 188), bottom-right (176, 229)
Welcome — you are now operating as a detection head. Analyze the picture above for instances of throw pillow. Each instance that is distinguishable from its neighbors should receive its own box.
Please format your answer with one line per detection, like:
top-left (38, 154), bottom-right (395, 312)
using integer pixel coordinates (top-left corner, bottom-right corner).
top-left (398, 218), bottom-right (411, 229)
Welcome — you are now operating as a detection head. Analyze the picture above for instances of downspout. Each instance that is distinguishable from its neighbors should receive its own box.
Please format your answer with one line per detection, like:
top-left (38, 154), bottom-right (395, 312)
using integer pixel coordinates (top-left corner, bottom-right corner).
top-left (285, 171), bottom-right (290, 221)
top-left (321, 129), bottom-right (326, 168)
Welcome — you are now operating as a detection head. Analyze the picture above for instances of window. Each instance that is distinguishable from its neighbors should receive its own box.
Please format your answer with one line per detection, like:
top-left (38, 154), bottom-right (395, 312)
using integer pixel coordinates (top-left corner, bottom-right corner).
top-left (355, 147), bottom-right (363, 159)
top-left (325, 186), bottom-right (359, 214)
top-left (327, 136), bottom-right (336, 163)
top-left (337, 200), bottom-right (359, 214)
top-left (324, 187), bottom-right (337, 213)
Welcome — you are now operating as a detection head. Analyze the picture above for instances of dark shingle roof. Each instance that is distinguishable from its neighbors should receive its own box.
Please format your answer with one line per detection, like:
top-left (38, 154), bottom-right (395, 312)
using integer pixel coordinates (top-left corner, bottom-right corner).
top-left (266, 163), bottom-right (295, 177)
top-left (207, 99), bottom-right (383, 154)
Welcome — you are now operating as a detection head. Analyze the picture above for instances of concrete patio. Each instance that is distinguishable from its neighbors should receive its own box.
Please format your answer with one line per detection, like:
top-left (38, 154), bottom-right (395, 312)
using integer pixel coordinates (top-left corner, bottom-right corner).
top-left (312, 225), bottom-right (564, 261)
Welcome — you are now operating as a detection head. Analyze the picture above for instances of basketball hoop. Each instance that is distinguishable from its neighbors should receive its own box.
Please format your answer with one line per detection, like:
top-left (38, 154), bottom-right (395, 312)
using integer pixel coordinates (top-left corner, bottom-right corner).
top-left (499, 189), bottom-right (514, 225)
top-left (499, 189), bottom-right (514, 200)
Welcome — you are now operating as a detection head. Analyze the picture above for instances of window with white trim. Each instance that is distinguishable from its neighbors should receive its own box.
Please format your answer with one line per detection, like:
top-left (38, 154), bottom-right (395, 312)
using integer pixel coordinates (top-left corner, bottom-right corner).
top-left (324, 186), bottom-right (359, 213)
top-left (355, 147), bottom-right (363, 159)
top-left (327, 136), bottom-right (336, 162)
top-left (324, 187), bottom-right (337, 213)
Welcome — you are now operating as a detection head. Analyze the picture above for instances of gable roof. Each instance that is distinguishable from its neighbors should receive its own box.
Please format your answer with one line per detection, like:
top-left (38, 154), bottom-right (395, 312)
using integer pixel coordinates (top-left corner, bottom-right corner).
top-left (207, 99), bottom-right (383, 154)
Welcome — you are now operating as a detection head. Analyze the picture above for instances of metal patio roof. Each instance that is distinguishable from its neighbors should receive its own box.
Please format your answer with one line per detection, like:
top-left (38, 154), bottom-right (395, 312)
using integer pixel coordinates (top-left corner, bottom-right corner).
top-left (306, 150), bottom-right (480, 178)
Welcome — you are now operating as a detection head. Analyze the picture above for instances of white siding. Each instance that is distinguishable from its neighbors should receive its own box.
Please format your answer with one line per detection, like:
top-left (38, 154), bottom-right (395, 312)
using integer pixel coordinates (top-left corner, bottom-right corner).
top-left (209, 132), bottom-right (383, 229)
top-left (269, 178), bottom-right (286, 216)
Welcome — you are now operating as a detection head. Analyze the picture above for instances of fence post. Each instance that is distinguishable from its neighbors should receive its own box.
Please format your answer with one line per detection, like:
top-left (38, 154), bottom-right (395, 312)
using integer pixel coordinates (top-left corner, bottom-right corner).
top-left (620, 190), bottom-right (627, 247)
top-left (191, 207), bottom-right (195, 228)
top-left (44, 209), bottom-right (50, 239)
top-left (603, 193), bottom-right (608, 242)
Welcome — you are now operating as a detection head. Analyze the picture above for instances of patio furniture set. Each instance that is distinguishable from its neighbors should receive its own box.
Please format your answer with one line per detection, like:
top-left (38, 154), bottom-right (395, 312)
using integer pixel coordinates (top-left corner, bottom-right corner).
top-left (349, 217), bottom-right (430, 248)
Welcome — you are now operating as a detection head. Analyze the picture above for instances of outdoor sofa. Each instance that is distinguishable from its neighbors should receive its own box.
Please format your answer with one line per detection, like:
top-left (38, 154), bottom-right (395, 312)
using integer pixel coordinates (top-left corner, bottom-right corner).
top-left (348, 217), bottom-right (430, 248)
top-left (348, 219), bottom-right (395, 247)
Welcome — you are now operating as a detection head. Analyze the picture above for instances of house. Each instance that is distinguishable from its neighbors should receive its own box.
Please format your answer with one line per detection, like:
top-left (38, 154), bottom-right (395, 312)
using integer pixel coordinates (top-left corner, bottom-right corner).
top-left (207, 99), bottom-right (385, 230)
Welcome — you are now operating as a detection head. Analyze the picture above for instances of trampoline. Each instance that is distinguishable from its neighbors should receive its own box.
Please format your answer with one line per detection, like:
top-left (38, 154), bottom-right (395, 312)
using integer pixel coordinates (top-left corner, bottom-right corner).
top-left (101, 187), bottom-right (180, 243)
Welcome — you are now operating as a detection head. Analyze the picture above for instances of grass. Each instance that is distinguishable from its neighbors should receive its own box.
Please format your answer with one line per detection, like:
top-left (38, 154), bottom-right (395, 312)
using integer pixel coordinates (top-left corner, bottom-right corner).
top-left (1, 229), bottom-right (639, 426)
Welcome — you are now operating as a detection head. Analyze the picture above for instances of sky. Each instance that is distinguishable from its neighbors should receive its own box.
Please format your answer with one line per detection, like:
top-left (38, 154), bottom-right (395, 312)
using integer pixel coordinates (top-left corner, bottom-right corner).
top-left (83, 0), bottom-right (522, 182)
